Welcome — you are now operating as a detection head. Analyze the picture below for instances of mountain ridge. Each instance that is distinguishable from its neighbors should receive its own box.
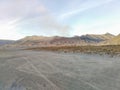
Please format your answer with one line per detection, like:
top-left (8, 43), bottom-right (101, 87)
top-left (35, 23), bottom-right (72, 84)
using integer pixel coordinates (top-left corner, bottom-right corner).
top-left (104, 34), bottom-right (120, 45)
top-left (2, 33), bottom-right (120, 47)
top-left (0, 40), bottom-right (14, 45)
top-left (11, 33), bottom-right (115, 47)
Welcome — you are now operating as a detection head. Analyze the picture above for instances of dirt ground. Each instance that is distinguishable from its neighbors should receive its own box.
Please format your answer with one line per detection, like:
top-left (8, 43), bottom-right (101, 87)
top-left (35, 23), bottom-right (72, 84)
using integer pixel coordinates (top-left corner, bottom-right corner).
top-left (0, 49), bottom-right (120, 90)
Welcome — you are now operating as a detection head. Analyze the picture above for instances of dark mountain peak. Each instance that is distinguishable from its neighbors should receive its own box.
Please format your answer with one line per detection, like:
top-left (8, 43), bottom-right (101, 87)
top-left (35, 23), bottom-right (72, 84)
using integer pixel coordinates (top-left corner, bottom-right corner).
top-left (80, 33), bottom-right (115, 43)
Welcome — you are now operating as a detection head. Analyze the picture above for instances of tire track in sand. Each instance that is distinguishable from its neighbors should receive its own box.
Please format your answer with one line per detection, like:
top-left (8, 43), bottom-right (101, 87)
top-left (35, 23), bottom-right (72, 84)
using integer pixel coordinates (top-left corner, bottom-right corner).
top-left (23, 57), bottom-right (61, 90)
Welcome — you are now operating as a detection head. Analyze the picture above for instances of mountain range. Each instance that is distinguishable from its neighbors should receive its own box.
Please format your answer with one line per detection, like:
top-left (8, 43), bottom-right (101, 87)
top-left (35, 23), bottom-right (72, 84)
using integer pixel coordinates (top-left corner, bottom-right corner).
top-left (1, 33), bottom-right (120, 47)
top-left (104, 34), bottom-right (120, 45)
top-left (0, 40), bottom-right (14, 45)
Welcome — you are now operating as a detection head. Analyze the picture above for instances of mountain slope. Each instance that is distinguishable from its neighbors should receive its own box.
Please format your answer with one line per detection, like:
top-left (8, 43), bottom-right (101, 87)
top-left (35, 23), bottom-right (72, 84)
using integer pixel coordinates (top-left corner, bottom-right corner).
top-left (105, 34), bottom-right (120, 45)
top-left (15, 36), bottom-right (56, 46)
top-left (12, 33), bottom-right (115, 47)
top-left (80, 33), bottom-right (115, 43)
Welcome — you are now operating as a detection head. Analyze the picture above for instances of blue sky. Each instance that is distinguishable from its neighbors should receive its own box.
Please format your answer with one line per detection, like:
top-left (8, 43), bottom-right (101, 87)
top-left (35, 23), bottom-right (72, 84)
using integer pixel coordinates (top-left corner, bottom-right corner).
top-left (0, 0), bottom-right (120, 40)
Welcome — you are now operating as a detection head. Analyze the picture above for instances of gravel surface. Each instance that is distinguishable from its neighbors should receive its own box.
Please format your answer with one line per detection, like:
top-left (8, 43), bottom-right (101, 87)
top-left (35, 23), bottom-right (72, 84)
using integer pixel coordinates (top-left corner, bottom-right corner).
top-left (0, 49), bottom-right (120, 90)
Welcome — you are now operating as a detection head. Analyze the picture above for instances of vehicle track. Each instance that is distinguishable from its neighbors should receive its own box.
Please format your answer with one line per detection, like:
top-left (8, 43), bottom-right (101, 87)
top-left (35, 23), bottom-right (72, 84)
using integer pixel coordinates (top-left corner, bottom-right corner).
top-left (23, 57), bottom-right (61, 90)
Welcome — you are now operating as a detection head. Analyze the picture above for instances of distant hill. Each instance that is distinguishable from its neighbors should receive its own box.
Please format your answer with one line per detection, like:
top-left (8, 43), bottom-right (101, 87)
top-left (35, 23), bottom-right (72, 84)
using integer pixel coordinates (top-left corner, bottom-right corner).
top-left (80, 33), bottom-right (115, 43)
top-left (15, 36), bottom-right (55, 47)
top-left (12, 33), bottom-right (115, 47)
top-left (104, 34), bottom-right (120, 45)
top-left (14, 35), bottom-right (94, 47)
top-left (0, 40), bottom-right (14, 45)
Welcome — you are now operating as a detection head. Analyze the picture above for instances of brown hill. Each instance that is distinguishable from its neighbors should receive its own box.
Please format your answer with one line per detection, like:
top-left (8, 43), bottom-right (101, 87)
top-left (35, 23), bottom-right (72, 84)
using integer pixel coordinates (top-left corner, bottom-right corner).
top-left (15, 36), bottom-right (86, 47)
top-left (104, 34), bottom-right (120, 45)
top-left (12, 33), bottom-right (115, 47)
top-left (80, 33), bottom-right (115, 43)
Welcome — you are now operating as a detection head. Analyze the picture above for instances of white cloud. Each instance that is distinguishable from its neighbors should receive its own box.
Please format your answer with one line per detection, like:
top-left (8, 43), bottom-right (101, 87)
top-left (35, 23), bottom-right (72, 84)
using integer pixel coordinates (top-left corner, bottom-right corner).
top-left (0, 0), bottom-right (48, 19)
top-left (60, 0), bottom-right (114, 19)
top-left (0, 0), bottom-right (118, 39)
top-left (0, 18), bottom-right (23, 40)
top-left (0, 0), bottom-right (51, 39)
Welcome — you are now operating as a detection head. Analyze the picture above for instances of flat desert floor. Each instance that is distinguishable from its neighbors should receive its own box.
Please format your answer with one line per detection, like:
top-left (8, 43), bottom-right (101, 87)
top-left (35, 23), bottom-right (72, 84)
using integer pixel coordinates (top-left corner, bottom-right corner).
top-left (0, 49), bottom-right (120, 90)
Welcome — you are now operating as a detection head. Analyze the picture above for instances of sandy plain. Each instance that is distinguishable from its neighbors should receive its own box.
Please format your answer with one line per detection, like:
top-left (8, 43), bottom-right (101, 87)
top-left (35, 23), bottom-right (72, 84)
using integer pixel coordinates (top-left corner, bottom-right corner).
top-left (0, 48), bottom-right (120, 90)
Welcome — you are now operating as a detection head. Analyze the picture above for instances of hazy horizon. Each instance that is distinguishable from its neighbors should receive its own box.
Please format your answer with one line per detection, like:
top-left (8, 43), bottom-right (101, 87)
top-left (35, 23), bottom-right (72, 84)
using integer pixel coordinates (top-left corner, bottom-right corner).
top-left (0, 0), bottom-right (120, 40)
top-left (0, 32), bottom-right (117, 41)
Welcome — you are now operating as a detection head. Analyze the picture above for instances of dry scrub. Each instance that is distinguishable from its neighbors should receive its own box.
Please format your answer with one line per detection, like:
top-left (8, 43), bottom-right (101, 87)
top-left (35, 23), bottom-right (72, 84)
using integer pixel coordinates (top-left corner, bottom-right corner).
top-left (26, 45), bottom-right (120, 56)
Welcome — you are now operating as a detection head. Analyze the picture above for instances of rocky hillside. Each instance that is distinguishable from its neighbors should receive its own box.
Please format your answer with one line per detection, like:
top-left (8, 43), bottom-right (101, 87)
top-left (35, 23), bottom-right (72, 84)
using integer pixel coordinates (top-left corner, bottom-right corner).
top-left (12, 33), bottom-right (115, 47)
top-left (104, 34), bottom-right (120, 45)
top-left (80, 33), bottom-right (115, 43)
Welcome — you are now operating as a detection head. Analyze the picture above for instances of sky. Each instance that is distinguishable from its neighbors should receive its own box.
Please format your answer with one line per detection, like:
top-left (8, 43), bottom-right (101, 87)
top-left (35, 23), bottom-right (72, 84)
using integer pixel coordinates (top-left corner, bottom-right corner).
top-left (0, 0), bottom-right (120, 40)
